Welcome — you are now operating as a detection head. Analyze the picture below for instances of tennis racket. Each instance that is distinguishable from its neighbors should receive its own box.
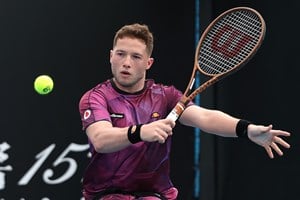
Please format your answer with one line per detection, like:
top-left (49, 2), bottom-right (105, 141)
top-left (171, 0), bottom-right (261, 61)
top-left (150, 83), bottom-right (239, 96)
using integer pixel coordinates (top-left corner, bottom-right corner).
top-left (167, 7), bottom-right (266, 121)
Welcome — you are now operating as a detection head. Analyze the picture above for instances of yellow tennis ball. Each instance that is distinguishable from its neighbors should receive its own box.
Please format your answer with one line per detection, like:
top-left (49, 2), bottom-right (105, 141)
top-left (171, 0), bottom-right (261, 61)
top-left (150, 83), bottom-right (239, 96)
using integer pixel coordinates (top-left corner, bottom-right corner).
top-left (34, 75), bottom-right (54, 95)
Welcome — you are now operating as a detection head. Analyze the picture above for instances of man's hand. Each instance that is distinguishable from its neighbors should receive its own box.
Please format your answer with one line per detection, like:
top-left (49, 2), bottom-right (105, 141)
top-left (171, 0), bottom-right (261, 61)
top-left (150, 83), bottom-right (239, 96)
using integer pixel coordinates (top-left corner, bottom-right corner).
top-left (248, 124), bottom-right (291, 158)
top-left (140, 119), bottom-right (176, 143)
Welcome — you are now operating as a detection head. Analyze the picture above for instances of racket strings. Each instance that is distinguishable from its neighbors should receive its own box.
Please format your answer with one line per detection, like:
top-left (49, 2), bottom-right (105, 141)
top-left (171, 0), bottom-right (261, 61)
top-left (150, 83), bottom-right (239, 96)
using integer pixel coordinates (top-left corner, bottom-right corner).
top-left (198, 9), bottom-right (264, 75)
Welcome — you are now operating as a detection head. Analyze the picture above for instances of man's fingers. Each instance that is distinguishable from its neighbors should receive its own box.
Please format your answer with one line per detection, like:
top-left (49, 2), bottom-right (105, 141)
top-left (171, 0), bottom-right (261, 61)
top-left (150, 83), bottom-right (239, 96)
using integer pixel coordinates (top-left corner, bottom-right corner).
top-left (265, 146), bottom-right (274, 159)
top-left (272, 130), bottom-right (291, 137)
top-left (156, 130), bottom-right (169, 143)
top-left (165, 118), bottom-right (176, 128)
top-left (158, 137), bottom-right (165, 144)
top-left (274, 136), bottom-right (290, 149)
top-left (270, 142), bottom-right (283, 156)
top-left (265, 140), bottom-right (290, 158)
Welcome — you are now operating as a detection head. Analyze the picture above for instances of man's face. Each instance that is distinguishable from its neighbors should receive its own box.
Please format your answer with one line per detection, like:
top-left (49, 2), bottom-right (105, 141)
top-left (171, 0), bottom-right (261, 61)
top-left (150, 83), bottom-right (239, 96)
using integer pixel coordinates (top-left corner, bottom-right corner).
top-left (110, 37), bottom-right (154, 93)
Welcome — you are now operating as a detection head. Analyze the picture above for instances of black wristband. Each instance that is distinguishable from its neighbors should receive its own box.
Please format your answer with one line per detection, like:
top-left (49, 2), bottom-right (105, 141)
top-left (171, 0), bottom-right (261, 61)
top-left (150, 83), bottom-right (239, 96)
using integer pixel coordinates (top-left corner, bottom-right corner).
top-left (127, 124), bottom-right (143, 144)
top-left (236, 119), bottom-right (251, 138)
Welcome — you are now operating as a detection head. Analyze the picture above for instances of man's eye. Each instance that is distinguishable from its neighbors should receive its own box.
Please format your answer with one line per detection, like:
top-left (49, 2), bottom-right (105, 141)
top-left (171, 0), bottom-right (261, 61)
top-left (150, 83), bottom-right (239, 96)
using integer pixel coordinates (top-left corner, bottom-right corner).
top-left (132, 55), bottom-right (141, 59)
top-left (117, 52), bottom-right (124, 56)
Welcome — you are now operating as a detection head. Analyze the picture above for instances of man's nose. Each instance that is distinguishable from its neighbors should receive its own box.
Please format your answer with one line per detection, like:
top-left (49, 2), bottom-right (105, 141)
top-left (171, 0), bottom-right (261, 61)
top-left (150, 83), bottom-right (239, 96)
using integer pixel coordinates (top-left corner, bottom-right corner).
top-left (123, 55), bottom-right (132, 67)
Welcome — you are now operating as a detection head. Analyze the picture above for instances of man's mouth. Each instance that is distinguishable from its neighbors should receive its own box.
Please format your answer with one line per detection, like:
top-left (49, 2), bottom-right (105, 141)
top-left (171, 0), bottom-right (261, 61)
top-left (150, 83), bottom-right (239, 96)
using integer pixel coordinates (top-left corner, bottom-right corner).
top-left (121, 71), bottom-right (130, 75)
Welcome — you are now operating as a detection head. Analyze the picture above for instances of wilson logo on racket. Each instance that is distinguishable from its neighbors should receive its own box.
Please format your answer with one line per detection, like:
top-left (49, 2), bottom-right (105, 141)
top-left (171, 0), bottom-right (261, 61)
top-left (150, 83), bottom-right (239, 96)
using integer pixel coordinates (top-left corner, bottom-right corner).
top-left (166, 7), bottom-right (266, 122)
top-left (211, 24), bottom-right (254, 58)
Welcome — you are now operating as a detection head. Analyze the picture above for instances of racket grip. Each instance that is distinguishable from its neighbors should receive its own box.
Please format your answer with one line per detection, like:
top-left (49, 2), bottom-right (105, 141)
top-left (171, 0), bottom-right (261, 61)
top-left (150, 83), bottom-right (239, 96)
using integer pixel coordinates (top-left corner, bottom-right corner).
top-left (166, 102), bottom-right (186, 122)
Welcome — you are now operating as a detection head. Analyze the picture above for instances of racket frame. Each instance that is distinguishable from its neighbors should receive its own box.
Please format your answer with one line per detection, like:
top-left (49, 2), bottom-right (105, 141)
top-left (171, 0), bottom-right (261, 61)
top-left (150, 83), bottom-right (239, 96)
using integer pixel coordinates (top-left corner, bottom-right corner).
top-left (167, 7), bottom-right (266, 121)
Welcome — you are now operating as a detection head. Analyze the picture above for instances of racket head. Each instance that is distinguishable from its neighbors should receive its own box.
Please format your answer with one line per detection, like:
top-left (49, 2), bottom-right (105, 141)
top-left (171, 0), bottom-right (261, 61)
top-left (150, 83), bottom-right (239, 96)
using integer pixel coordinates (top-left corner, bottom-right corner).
top-left (195, 7), bottom-right (266, 77)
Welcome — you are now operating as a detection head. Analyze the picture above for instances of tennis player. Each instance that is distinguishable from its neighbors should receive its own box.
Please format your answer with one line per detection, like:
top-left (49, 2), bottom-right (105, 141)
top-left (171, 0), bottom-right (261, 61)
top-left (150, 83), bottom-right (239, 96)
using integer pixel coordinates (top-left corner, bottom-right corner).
top-left (79, 23), bottom-right (291, 200)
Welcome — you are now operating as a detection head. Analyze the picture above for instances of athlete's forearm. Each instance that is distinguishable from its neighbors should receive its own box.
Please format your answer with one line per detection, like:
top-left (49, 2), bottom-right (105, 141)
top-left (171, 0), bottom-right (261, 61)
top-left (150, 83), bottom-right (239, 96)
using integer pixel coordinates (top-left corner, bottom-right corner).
top-left (86, 121), bottom-right (131, 153)
top-left (179, 105), bottom-right (239, 137)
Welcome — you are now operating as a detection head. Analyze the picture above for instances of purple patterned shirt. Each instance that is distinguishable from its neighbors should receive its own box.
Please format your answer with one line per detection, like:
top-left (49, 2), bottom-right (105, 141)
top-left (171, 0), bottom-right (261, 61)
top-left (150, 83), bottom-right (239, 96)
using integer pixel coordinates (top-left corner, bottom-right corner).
top-left (79, 79), bottom-right (185, 196)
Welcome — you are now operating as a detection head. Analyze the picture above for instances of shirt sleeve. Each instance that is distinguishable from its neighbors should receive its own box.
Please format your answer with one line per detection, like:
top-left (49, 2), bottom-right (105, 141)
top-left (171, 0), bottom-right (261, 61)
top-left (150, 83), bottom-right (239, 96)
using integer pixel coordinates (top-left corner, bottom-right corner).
top-left (79, 88), bottom-right (111, 130)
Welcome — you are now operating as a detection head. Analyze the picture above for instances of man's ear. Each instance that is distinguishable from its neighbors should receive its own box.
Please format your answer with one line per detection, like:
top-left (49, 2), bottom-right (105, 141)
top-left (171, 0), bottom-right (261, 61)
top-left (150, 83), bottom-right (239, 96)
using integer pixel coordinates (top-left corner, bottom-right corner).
top-left (146, 57), bottom-right (154, 70)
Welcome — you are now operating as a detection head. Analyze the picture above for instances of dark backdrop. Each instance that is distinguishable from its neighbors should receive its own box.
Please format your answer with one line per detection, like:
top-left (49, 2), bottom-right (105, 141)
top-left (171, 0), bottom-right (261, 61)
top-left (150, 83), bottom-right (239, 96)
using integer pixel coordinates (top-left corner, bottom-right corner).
top-left (201, 1), bottom-right (300, 200)
top-left (0, 0), bottom-right (298, 199)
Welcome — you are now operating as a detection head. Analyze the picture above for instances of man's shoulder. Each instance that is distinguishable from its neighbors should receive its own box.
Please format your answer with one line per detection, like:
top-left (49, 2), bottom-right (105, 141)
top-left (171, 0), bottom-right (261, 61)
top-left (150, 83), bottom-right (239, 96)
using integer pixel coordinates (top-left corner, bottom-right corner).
top-left (80, 79), bottom-right (112, 99)
top-left (147, 79), bottom-right (176, 89)
top-left (146, 79), bottom-right (180, 94)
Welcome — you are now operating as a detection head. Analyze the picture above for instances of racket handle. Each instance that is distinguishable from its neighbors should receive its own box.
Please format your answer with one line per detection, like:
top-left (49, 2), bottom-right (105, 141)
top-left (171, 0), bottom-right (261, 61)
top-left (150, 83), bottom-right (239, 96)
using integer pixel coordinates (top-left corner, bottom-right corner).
top-left (166, 102), bottom-right (186, 122)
